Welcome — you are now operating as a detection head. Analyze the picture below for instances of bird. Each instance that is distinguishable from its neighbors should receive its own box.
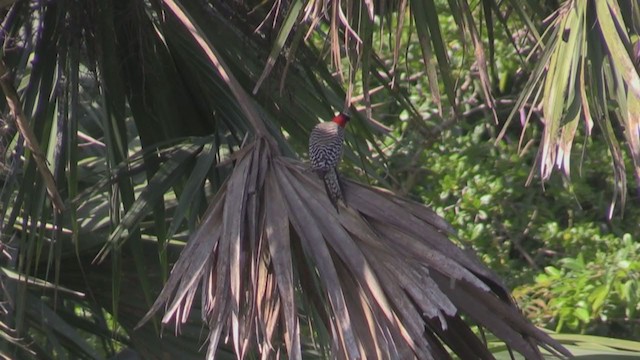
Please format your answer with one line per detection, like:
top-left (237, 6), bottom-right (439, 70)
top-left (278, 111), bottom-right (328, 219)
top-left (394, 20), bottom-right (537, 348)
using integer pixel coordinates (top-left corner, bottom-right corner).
top-left (308, 112), bottom-right (350, 211)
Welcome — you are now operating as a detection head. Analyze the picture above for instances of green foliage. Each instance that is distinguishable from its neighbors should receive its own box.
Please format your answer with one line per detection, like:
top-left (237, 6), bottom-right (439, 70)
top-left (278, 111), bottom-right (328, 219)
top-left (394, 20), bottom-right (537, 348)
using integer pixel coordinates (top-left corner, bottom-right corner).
top-left (358, 2), bottom-right (640, 341)
top-left (517, 234), bottom-right (640, 336)
top-left (381, 117), bottom-right (640, 339)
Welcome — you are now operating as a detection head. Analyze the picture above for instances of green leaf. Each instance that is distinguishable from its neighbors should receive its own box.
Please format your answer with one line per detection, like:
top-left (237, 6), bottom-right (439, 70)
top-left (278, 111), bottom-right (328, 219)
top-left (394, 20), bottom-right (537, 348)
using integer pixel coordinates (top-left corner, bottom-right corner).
top-left (573, 307), bottom-right (590, 323)
top-left (589, 284), bottom-right (610, 313)
top-left (95, 144), bottom-right (202, 263)
top-left (544, 266), bottom-right (562, 278)
top-left (253, 0), bottom-right (304, 94)
top-left (597, 0), bottom-right (640, 100)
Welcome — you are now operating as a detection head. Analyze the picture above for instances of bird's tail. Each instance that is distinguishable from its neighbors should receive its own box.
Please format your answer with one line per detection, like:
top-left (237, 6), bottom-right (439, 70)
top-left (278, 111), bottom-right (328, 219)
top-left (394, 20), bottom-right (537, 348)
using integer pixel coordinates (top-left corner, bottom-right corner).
top-left (323, 168), bottom-right (343, 212)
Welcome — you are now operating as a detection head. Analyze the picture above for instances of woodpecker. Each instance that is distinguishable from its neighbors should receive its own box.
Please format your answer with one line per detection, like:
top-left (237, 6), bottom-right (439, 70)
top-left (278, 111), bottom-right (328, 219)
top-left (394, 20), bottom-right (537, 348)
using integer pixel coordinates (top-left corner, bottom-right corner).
top-left (309, 112), bottom-right (350, 210)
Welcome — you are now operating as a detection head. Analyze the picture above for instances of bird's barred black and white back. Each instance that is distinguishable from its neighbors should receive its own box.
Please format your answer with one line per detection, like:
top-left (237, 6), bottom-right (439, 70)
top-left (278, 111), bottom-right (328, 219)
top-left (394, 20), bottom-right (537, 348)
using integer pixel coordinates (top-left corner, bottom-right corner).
top-left (308, 121), bottom-right (345, 173)
top-left (309, 120), bottom-right (346, 210)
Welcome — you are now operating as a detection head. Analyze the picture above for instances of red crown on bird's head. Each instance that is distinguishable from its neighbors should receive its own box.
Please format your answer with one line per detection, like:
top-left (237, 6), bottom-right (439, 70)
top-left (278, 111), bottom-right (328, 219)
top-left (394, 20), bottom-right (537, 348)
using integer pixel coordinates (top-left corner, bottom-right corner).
top-left (331, 112), bottom-right (351, 127)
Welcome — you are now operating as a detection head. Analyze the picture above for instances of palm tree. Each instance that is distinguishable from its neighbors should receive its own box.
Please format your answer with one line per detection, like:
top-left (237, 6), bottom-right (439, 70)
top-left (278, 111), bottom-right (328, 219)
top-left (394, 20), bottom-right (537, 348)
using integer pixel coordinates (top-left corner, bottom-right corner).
top-left (1, 0), bottom-right (639, 358)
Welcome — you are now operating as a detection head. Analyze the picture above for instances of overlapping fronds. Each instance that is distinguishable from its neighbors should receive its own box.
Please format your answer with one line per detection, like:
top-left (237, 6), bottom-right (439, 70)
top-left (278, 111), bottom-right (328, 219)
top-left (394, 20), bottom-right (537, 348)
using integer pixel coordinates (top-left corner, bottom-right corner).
top-left (138, 136), bottom-right (571, 359)
top-left (500, 0), bottom-right (640, 216)
top-left (3, 0), bottom-right (640, 358)
top-left (253, 0), bottom-right (542, 117)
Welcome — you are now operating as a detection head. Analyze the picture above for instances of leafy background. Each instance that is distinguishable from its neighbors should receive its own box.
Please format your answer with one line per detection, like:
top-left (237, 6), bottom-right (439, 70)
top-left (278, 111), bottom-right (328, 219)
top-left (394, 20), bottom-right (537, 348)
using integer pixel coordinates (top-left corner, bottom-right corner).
top-left (1, 0), bottom-right (640, 359)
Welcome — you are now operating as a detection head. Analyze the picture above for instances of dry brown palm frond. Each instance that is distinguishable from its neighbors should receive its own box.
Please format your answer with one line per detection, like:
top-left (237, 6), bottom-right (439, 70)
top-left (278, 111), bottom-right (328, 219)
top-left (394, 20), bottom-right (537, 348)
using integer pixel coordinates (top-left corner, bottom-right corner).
top-left (137, 136), bottom-right (571, 360)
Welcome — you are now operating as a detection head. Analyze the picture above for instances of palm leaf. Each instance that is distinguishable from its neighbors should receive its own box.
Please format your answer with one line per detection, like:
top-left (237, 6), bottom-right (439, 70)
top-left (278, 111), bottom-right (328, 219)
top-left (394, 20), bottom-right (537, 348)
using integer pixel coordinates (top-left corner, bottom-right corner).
top-left (502, 0), bottom-right (640, 215)
top-left (139, 135), bottom-right (571, 359)
top-left (2, 1), bottom-right (637, 359)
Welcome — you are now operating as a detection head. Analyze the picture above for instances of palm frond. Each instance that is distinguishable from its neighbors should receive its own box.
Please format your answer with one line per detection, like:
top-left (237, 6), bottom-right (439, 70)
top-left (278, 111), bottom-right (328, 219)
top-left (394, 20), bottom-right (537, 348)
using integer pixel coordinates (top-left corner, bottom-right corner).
top-left (139, 136), bottom-right (571, 359)
top-left (3, 0), bottom-right (638, 358)
top-left (501, 0), bottom-right (640, 216)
